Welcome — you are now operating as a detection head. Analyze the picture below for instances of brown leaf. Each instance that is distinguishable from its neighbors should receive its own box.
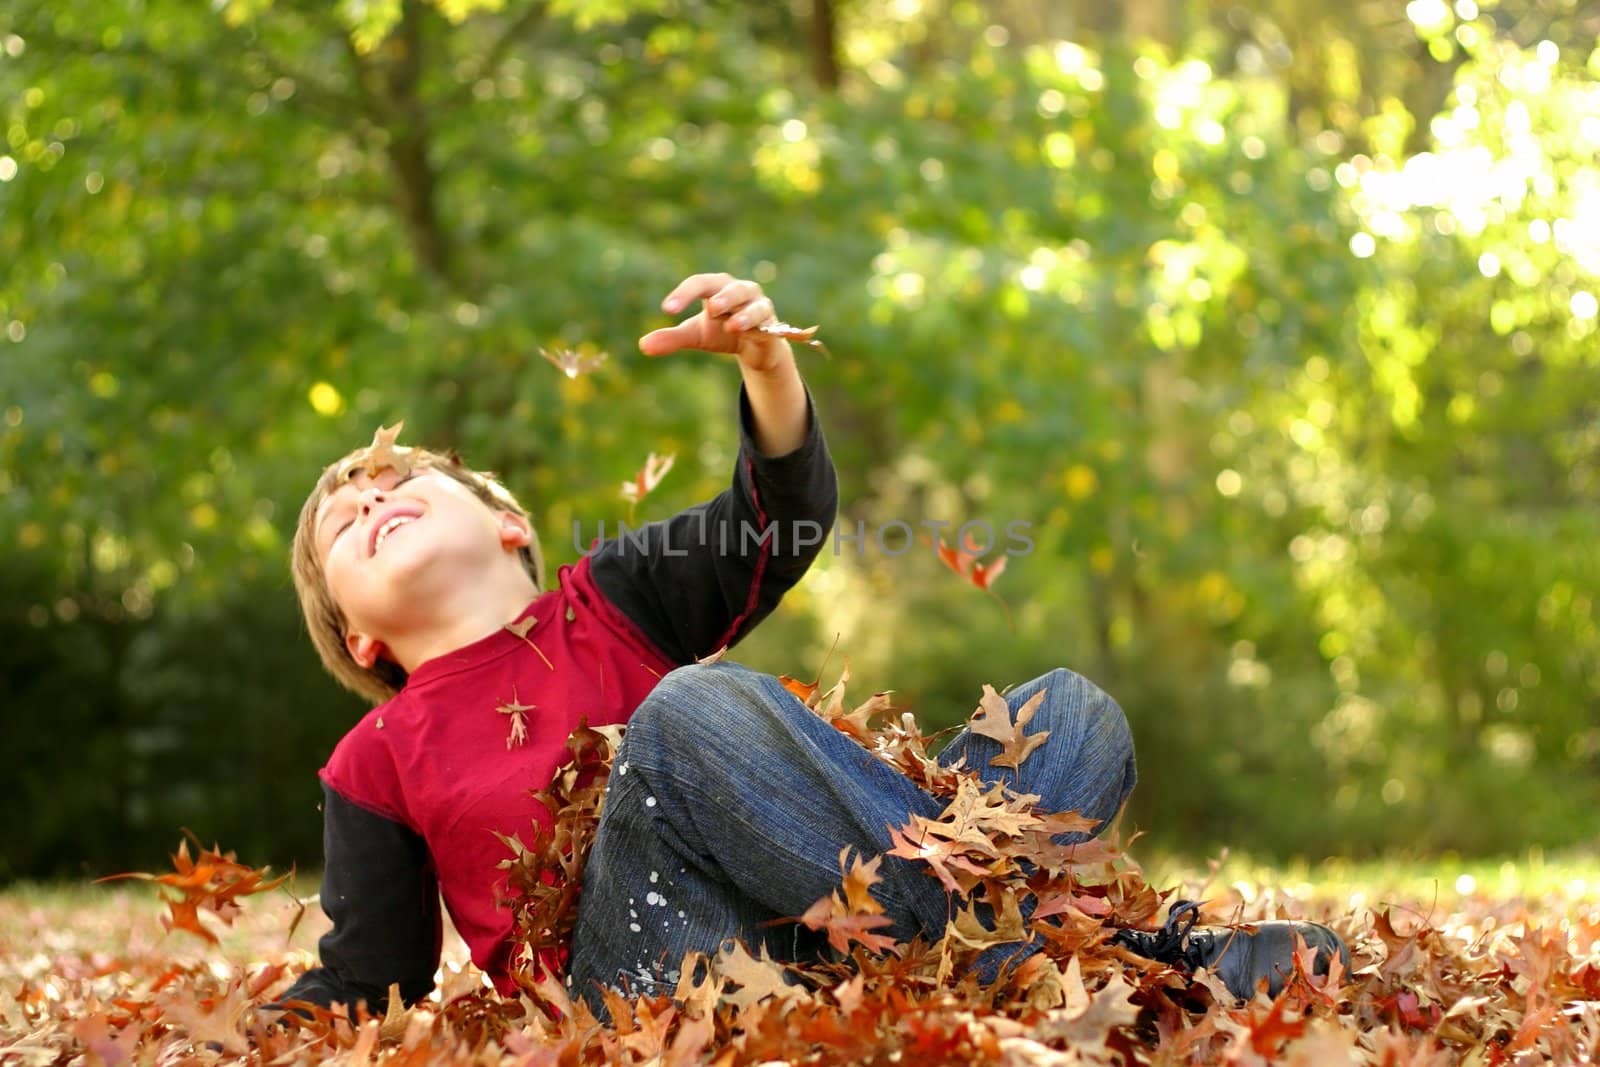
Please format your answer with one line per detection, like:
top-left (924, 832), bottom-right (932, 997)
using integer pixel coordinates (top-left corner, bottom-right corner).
top-left (798, 848), bottom-right (899, 956)
top-left (503, 618), bottom-right (553, 669)
top-left (496, 688), bottom-right (535, 750)
top-left (714, 942), bottom-right (805, 1012)
top-left (968, 685), bottom-right (1050, 771)
top-left (158, 978), bottom-right (253, 1056)
top-left (344, 422), bottom-right (415, 480)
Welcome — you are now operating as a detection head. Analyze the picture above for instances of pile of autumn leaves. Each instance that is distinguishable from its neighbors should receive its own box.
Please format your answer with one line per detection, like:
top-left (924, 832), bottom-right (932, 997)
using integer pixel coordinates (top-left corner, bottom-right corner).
top-left (8, 671), bottom-right (1600, 1065)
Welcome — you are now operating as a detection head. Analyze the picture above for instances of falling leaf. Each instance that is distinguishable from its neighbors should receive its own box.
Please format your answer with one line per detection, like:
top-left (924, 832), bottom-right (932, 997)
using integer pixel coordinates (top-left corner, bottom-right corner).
top-left (925, 535), bottom-right (1015, 629)
top-left (621, 451), bottom-right (675, 507)
top-left (98, 838), bottom-right (293, 946)
top-left (540, 346), bottom-right (609, 379)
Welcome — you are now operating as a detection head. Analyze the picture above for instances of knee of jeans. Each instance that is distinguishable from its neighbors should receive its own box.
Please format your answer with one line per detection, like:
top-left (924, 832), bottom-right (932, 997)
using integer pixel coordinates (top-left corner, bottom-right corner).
top-left (1040, 667), bottom-right (1133, 759)
top-left (625, 661), bottom-right (759, 760)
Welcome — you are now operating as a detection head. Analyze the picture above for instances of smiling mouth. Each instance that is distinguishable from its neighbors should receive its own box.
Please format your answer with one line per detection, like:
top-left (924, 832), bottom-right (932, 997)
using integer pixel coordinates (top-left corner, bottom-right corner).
top-left (372, 514), bottom-right (419, 554)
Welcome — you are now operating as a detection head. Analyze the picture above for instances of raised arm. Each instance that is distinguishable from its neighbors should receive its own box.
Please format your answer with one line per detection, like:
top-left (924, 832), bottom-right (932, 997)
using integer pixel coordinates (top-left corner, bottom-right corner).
top-left (588, 273), bottom-right (838, 663)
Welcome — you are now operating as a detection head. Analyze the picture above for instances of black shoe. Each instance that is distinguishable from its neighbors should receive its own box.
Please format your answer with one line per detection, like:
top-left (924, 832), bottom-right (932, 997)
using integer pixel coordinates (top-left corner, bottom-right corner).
top-left (1111, 899), bottom-right (1350, 1001)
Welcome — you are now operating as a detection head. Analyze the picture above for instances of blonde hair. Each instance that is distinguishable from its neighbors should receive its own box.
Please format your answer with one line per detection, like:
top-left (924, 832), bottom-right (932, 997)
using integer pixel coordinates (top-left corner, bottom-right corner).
top-left (291, 437), bottom-right (545, 704)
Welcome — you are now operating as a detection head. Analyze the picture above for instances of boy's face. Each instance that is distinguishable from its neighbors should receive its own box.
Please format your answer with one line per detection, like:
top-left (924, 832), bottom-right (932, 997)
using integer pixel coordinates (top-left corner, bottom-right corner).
top-left (312, 463), bottom-right (531, 665)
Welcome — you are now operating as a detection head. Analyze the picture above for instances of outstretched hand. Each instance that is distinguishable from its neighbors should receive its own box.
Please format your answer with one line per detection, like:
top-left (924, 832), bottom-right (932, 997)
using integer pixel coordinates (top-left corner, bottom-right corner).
top-left (638, 273), bottom-right (792, 374)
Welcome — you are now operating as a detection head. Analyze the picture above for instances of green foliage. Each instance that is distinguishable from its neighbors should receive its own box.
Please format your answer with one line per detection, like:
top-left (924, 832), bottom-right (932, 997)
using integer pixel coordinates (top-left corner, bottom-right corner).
top-left (0, 0), bottom-right (1596, 876)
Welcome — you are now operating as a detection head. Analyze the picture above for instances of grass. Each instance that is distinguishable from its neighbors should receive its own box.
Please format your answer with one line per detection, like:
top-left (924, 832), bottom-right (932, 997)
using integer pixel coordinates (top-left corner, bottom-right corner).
top-left (1142, 847), bottom-right (1600, 914)
top-left (4, 847), bottom-right (1593, 965)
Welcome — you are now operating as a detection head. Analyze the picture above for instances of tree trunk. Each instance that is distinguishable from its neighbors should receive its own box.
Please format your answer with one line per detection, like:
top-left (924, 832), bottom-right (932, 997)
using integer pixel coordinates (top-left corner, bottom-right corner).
top-left (381, 0), bottom-right (459, 289)
top-left (809, 0), bottom-right (841, 91)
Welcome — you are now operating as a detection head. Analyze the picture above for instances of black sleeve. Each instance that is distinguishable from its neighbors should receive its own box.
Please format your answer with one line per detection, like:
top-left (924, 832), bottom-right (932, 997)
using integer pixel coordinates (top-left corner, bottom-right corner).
top-left (269, 785), bottom-right (440, 1017)
top-left (590, 383), bottom-right (838, 664)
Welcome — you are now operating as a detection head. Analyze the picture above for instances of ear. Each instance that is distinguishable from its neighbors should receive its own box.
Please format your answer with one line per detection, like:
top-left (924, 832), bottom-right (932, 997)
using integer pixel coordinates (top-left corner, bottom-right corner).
top-left (496, 511), bottom-right (533, 552)
top-left (345, 631), bottom-right (388, 670)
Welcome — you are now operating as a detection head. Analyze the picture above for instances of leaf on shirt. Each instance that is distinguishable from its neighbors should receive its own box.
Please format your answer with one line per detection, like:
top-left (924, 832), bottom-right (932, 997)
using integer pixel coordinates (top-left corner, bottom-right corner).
top-left (497, 688), bottom-right (536, 749)
top-left (505, 616), bottom-right (554, 669)
top-left (540, 345), bottom-right (609, 379)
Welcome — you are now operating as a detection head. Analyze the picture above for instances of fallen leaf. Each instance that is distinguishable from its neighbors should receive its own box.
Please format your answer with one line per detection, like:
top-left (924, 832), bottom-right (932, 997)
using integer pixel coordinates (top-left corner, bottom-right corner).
top-left (967, 685), bottom-right (1051, 771)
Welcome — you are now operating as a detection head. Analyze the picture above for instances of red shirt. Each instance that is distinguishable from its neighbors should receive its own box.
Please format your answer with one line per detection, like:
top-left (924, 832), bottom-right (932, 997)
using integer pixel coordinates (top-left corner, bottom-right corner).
top-left (320, 556), bottom-right (675, 988)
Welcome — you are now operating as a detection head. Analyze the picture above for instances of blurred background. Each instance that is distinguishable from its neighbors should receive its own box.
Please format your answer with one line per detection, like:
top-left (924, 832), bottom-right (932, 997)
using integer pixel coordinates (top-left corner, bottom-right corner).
top-left (1, 0), bottom-right (1596, 882)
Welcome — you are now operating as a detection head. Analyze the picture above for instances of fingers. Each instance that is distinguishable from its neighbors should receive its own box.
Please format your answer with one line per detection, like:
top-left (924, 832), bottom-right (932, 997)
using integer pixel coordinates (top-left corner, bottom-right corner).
top-left (644, 273), bottom-right (779, 357)
top-left (661, 272), bottom-right (736, 314)
top-left (662, 275), bottom-right (774, 326)
top-left (725, 295), bottom-right (775, 331)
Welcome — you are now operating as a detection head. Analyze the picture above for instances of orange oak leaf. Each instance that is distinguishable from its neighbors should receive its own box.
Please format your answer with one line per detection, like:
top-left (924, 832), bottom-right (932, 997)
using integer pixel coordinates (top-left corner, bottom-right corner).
top-left (928, 533), bottom-right (1009, 590)
top-left (779, 637), bottom-right (843, 712)
top-left (798, 849), bottom-right (898, 956)
top-left (1236, 991), bottom-right (1311, 1057)
top-left (779, 675), bottom-right (821, 706)
top-left (925, 534), bottom-right (1014, 629)
top-left (99, 838), bottom-right (293, 946)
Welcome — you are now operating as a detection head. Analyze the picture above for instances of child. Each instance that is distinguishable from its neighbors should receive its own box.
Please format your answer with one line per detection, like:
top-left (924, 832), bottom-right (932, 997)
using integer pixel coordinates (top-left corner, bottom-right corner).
top-left (277, 271), bottom-right (1345, 1016)
top-left (277, 272), bottom-right (837, 1012)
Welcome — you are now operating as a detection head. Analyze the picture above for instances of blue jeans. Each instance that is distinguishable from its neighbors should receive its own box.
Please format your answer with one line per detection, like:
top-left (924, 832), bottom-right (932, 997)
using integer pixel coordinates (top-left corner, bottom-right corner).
top-left (567, 662), bottom-right (1136, 1009)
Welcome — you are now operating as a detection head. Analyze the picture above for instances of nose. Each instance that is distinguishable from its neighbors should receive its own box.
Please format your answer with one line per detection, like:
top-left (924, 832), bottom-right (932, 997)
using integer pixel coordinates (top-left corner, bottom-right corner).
top-left (356, 486), bottom-right (388, 516)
